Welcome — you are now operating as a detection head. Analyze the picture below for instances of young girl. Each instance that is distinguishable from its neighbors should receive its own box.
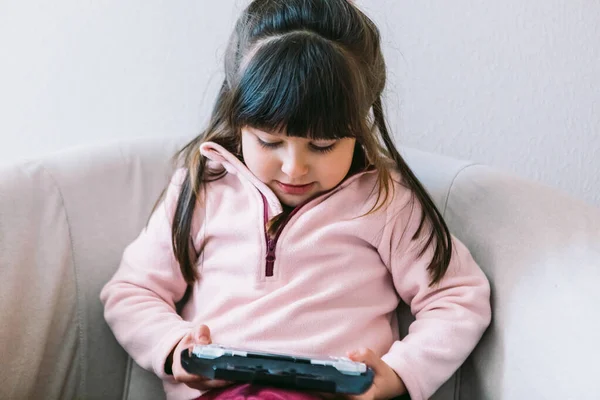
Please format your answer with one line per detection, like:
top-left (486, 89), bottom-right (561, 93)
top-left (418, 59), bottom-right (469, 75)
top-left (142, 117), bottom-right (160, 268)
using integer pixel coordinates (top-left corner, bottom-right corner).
top-left (100, 1), bottom-right (491, 399)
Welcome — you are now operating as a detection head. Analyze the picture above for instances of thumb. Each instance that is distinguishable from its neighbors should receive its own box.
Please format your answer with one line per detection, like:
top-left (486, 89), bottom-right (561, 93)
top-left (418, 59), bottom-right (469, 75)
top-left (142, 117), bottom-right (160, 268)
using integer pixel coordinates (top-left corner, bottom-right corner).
top-left (347, 348), bottom-right (382, 373)
top-left (193, 324), bottom-right (212, 344)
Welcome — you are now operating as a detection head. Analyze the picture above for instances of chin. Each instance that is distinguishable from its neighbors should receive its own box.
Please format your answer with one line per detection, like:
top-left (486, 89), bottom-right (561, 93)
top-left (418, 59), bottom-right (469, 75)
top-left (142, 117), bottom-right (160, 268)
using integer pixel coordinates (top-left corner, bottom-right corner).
top-left (278, 193), bottom-right (309, 208)
top-left (279, 198), bottom-right (303, 208)
top-left (272, 185), bottom-right (321, 208)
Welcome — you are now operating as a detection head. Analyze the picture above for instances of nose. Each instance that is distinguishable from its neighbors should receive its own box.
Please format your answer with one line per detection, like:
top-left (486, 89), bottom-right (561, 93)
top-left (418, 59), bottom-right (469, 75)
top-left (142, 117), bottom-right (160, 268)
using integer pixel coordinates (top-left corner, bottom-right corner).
top-left (281, 149), bottom-right (309, 179)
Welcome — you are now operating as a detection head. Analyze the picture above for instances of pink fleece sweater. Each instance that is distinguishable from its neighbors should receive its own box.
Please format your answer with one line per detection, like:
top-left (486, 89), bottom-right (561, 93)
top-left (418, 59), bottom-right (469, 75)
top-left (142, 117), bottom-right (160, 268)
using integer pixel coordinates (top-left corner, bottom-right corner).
top-left (100, 142), bottom-right (491, 400)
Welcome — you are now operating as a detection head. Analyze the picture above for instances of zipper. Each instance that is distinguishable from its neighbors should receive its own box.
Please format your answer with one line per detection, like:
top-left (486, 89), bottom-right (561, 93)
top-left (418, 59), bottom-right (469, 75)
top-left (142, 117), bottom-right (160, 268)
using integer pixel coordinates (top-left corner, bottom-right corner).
top-left (261, 195), bottom-right (276, 277)
top-left (261, 194), bottom-right (308, 277)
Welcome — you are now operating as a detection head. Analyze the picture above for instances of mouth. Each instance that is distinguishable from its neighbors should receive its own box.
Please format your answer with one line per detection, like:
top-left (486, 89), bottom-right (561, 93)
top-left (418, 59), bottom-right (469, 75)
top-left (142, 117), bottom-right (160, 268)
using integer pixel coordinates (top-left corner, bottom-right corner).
top-left (276, 181), bottom-right (315, 195)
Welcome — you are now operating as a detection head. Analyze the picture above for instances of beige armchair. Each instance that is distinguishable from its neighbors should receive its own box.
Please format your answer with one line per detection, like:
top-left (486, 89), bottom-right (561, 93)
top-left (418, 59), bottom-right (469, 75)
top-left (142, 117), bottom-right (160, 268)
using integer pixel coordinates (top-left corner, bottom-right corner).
top-left (1, 136), bottom-right (599, 399)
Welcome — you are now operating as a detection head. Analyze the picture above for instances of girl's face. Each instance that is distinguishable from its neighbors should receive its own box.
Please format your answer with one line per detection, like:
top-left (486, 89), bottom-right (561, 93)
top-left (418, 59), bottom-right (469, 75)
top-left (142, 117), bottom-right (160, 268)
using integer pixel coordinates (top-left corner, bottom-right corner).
top-left (241, 126), bottom-right (356, 207)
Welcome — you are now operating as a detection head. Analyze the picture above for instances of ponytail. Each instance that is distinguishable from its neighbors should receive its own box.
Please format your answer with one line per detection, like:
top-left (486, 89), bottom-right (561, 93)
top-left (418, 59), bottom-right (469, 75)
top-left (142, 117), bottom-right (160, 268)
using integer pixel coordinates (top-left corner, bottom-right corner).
top-left (372, 96), bottom-right (452, 285)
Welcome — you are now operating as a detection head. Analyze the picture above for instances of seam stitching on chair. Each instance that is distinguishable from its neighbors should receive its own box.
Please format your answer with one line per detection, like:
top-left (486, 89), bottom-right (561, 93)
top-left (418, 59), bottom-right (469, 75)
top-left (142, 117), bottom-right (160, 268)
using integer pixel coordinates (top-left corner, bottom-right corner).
top-left (442, 162), bottom-right (481, 217)
top-left (39, 164), bottom-right (87, 398)
top-left (443, 161), bottom-right (482, 400)
top-left (454, 366), bottom-right (461, 400)
top-left (122, 357), bottom-right (133, 400)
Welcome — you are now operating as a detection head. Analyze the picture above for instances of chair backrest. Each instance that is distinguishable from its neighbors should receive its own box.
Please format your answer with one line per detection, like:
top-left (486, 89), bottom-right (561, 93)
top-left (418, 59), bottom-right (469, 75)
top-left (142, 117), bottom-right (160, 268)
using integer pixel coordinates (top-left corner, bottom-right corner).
top-left (1, 137), bottom-right (183, 399)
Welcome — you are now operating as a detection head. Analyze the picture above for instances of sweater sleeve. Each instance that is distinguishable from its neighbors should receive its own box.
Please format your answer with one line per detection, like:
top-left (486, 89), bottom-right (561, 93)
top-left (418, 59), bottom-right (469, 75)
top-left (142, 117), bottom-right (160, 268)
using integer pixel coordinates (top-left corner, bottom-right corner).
top-left (100, 168), bottom-right (198, 380)
top-left (377, 190), bottom-right (492, 400)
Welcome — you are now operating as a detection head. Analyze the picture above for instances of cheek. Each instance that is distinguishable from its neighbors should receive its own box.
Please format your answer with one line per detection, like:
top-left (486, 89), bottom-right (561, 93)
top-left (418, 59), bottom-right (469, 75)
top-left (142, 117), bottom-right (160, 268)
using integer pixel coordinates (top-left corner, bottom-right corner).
top-left (242, 142), bottom-right (278, 180)
top-left (320, 150), bottom-right (354, 187)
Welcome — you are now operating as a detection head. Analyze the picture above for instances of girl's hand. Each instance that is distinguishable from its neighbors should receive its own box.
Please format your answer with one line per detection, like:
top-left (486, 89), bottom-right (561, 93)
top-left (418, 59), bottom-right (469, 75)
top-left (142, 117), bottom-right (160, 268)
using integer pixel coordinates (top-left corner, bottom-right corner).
top-left (346, 348), bottom-right (406, 400)
top-left (170, 324), bottom-right (233, 391)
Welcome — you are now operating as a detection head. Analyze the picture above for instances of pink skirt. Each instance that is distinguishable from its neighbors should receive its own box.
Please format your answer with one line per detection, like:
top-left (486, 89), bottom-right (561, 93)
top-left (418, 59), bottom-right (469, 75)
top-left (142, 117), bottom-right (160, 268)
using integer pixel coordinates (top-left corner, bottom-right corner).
top-left (195, 384), bottom-right (323, 400)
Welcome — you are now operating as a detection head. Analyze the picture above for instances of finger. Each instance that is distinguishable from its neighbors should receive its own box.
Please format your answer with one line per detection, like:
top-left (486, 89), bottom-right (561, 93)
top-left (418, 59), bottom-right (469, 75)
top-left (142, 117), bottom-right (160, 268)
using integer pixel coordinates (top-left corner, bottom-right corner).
top-left (173, 326), bottom-right (217, 384)
top-left (185, 379), bottom-right (233, 391)
top-left (173, 333), bottom-right (207, 379)
top-left (193, 324), bottom-right (211, 343)
top-left (200, 379), bottom-right (232, 389)
top-left (175, 373), bottom-right (210, 384)
top-left (346, 348), bottom-right (383, 373)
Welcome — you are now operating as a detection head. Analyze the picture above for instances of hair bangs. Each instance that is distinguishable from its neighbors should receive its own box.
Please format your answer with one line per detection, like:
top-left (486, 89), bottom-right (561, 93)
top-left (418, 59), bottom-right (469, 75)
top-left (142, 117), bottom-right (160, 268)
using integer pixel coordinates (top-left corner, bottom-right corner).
top-left (231, 32), bottom-right (367, 141)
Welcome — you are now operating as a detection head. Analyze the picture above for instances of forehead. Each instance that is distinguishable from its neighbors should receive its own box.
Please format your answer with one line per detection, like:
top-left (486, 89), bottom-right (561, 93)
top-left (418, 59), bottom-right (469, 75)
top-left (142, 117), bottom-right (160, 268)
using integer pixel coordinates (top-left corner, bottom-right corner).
top-left (244, 126), bottom-right (284, 136)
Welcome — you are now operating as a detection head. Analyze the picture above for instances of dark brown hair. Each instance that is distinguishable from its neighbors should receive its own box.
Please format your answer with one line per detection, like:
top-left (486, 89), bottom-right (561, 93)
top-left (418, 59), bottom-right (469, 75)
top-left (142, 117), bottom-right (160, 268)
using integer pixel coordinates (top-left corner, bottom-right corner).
top-left (168, 0), bottom-right (452, 286)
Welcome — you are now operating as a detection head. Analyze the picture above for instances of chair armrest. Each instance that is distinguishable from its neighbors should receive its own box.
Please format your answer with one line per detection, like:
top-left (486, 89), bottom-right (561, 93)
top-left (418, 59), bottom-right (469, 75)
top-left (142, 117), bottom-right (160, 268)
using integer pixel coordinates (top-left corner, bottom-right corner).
top-left (445, 165), bottom-right (600, 399)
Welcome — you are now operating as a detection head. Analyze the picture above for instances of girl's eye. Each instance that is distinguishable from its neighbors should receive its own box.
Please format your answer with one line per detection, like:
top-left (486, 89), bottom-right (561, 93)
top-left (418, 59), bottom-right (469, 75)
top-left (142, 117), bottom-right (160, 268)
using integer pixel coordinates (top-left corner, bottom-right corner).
top-left (256, 136), bottom-right (336, 153)
top-left (310, 142), bottom-right (336, 153)
top-left (257, 138), bottom-right (282, 149)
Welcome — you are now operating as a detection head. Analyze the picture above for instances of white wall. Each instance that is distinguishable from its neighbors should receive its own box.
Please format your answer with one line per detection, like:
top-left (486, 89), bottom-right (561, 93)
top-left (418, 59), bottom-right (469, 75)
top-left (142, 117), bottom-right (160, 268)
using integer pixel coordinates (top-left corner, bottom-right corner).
top-left (1, 1), bottom-right (599, 206)
top-left (0, 1), bottom-right (239, 162)
top-left (366, 0), bottom-right (600, 207)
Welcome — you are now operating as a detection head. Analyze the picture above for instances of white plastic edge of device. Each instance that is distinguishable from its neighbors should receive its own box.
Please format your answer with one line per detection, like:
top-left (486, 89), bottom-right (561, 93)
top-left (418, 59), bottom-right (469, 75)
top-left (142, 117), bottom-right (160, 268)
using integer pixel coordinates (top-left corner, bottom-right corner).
top-left (191, 344), bottom-right (367, 375)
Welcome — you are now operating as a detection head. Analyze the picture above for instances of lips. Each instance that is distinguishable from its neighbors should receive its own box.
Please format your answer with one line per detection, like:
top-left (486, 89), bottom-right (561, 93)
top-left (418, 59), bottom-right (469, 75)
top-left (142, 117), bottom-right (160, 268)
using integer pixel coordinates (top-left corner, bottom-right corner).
top-left (276, 181), bottom-right (314, 195)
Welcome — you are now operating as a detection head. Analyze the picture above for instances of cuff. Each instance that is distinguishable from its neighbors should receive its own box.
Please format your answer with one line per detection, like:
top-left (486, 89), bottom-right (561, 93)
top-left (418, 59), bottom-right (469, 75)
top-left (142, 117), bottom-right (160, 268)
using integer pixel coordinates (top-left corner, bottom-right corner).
top-left (152, 322), bottom-right (194, 381)
top-left (381, 342), bottom-right (424, 400)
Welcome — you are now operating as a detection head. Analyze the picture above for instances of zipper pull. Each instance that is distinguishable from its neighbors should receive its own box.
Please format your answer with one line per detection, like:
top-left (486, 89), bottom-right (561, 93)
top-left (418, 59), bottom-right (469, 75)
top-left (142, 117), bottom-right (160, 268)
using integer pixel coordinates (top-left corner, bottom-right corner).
top-left (266, 239), bottom-right (276, 257)
top-left (265, 239), bottom-right (276, 276)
